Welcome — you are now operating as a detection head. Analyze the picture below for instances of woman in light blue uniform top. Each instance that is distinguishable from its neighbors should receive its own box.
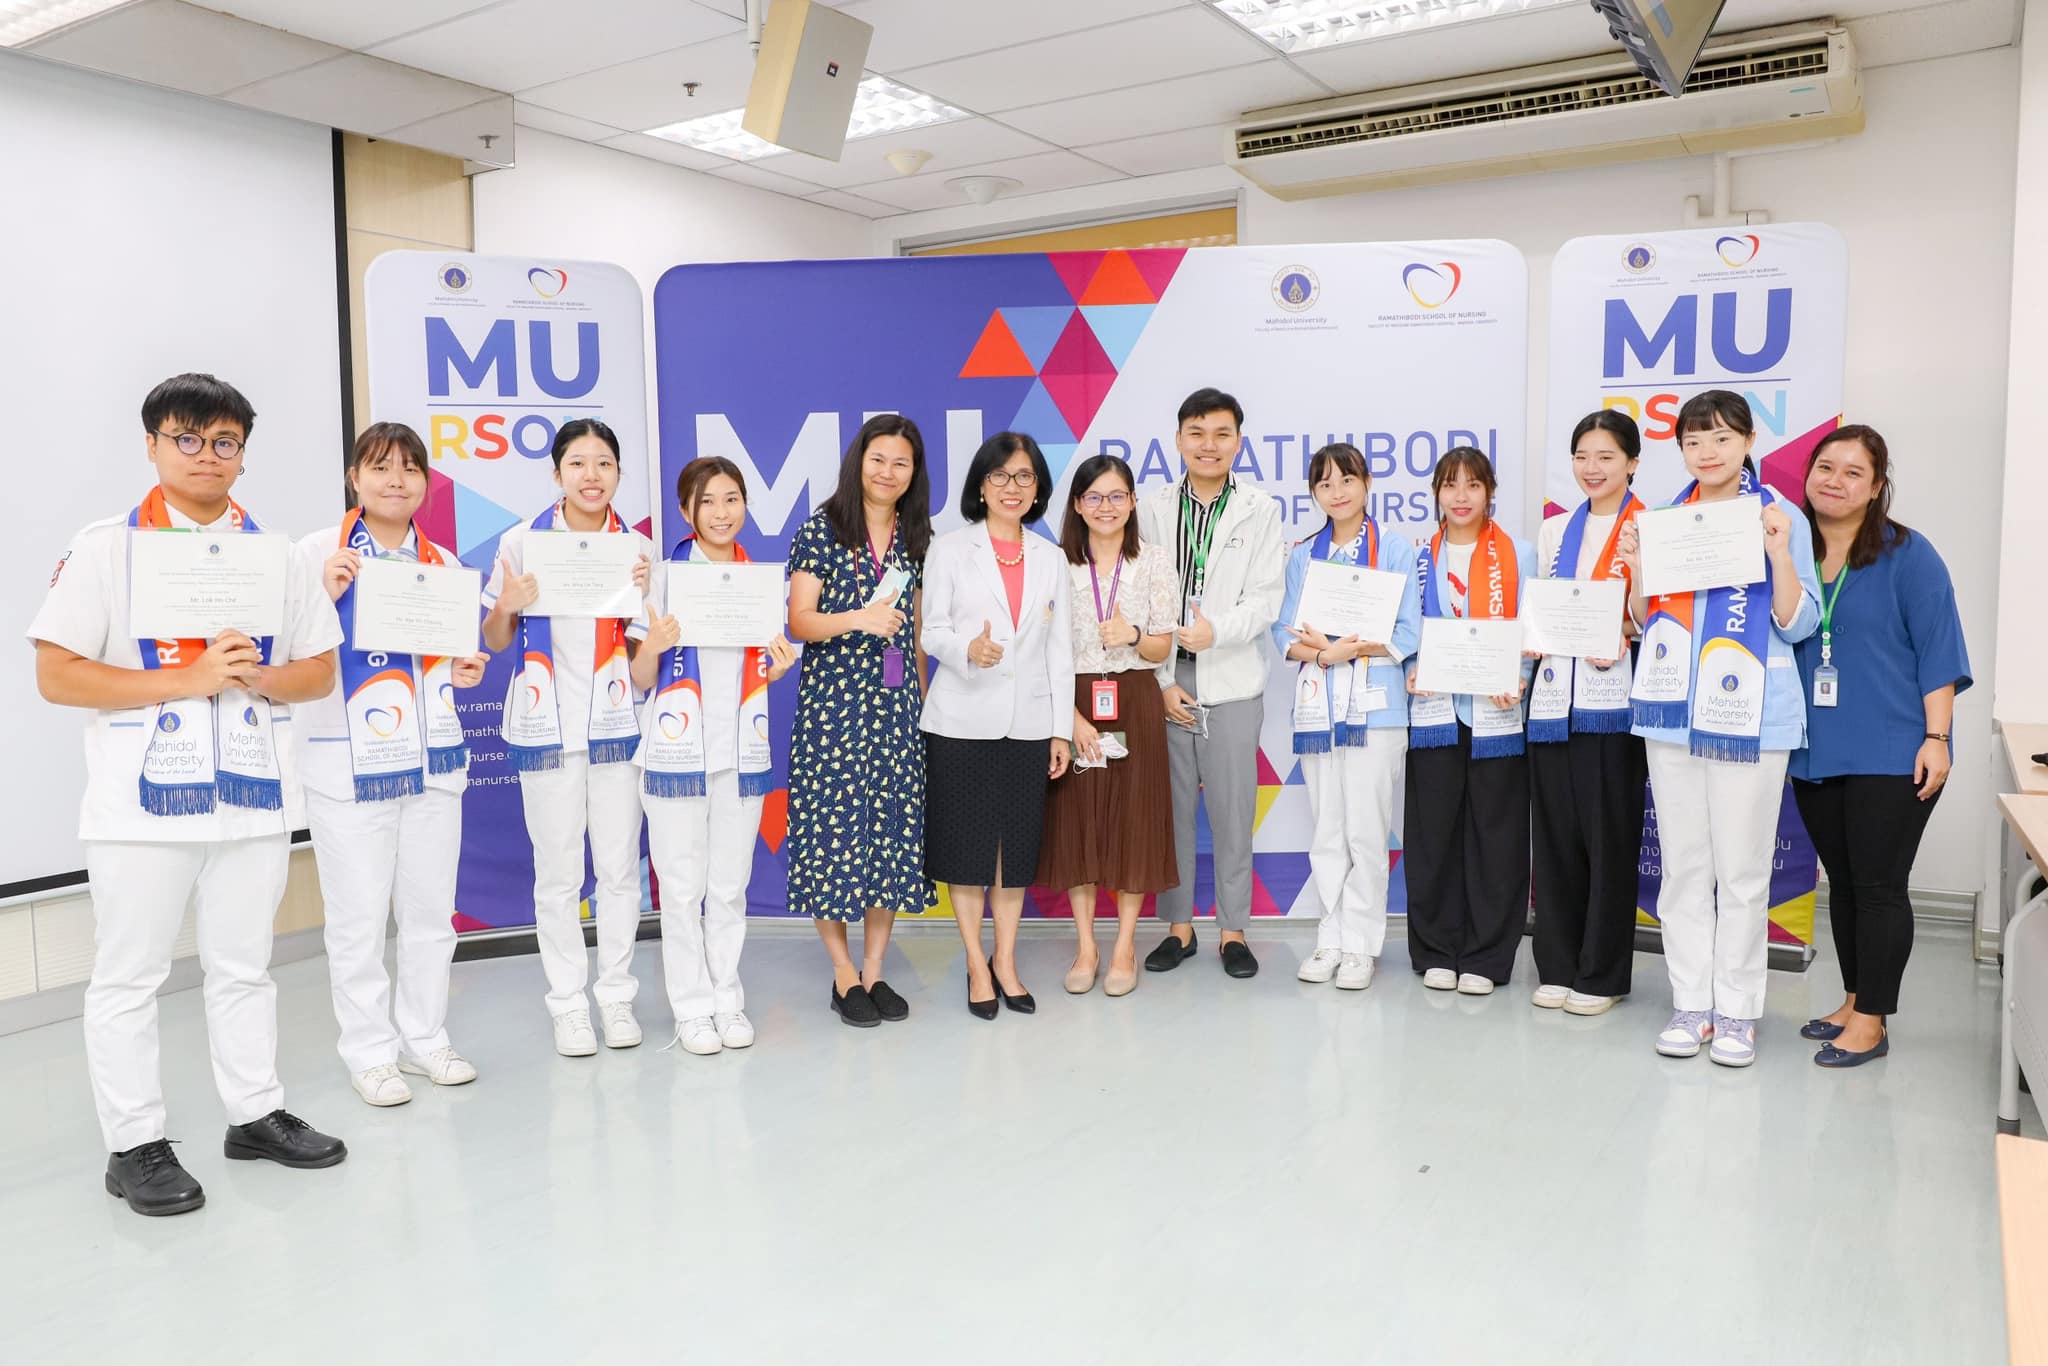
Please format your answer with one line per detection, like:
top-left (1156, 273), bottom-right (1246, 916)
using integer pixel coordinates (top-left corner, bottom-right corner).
top-left (1272, 443), bottom-right (1422, 992)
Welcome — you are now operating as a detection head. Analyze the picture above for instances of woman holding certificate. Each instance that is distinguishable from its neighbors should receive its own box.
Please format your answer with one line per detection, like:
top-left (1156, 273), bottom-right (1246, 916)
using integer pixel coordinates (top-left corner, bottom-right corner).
top-left (1036, 454), bottom-right (1179, 998)
top-left (483, 419), bottom-right (655, 1059)
top-left (1616, 391), bottom-right (1820, 1067)
top-left (786, 415), bottom-right (936, 1028)
top-left (632, 458), bottom-right (797, 1056)
top-left (1272, 443), bottom-right (1421, 992)
top-left (920, 433), bottom-right (1074, 1020)
top-left (1790, 426), bottom-right (1970, 1067)
top-left (1527, 412), bottom-right (1648, 1018)
top-left (1403, 448), bottom-right (1535, 995)
top-left (297, 423), bottom-right (490, 1105)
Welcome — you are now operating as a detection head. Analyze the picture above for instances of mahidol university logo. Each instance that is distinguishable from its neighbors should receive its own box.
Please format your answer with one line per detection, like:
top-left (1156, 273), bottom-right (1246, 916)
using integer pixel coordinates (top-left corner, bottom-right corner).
top-left (1271, 265), bottom-right (1320, 312)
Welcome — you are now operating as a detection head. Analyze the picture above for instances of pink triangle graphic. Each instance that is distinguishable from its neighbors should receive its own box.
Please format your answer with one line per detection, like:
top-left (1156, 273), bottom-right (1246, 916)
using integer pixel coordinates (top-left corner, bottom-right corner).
top-left (420, 469), bottom-right (459, 552)
top-left (1131, 248), bottom-right (1188, 301)
top-left (1758, 416), bottom-right (1840, 508)
top-left (1037, 311), bottom-right (1120, 436)
top-left (1047, 250), bottom-right (1107, 303)
top-left (1040, 371), bottom-right (1113, 443)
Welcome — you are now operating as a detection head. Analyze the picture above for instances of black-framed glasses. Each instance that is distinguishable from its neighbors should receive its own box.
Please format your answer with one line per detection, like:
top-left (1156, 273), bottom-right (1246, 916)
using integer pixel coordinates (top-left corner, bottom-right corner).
top-left (154, 430), bottom-right (245, 460)
top-left (984, 469), bottom-right (1038, 489)
top-left (1080, 491), bottom-right (1130, 510)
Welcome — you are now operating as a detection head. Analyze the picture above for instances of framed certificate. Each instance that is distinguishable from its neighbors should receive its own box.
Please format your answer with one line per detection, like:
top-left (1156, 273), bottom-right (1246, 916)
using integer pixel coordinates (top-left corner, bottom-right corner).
top-left (351, 558), bottom-right (482, 658)
top-left (1294, 561), bottom-right (1405, 645)
top-left (128, 530), bottom-right (289, 640)
top-left (524, 531), bottom-right (642, 618)
top-left (666, 561), bottom-right (786, 649)
top-left (1521, 578), bottom-right (1626, 660)
top-left (1414, 617), bottom-right (1523, 696)
top-left (1637, 496), bottom-right (1766, 598)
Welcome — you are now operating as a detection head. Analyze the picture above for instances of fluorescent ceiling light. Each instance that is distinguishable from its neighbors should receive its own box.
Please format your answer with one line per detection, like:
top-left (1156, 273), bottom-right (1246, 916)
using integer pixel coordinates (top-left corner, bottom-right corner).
top-left (0, 0), bottom-right (128, 47)
top-left (1210, 0), bottom-right (1583, 53)
top-left (645, 75), bottom-right (969, 161)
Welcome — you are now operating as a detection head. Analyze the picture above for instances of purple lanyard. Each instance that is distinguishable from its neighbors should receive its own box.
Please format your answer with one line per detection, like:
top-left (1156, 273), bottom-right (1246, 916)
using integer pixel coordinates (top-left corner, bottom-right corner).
top-left (1088, 555), bottom-right (1122, 623)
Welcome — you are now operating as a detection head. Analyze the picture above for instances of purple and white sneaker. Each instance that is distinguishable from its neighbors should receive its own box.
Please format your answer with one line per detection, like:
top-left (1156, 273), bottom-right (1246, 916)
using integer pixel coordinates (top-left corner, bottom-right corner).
top-left (1655, 1009), bottom-right (1716, 1058)
top-left (1709, 1014), bottom-right (1758, 1068)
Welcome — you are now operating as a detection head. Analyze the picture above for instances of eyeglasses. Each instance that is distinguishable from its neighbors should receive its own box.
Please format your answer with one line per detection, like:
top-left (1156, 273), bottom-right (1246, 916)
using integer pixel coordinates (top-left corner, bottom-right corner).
top-left (984, 469), bottom-right (1038, 489)
top-left (1080, 492), bottom-right (1131, 510)
top-left (154, 430), bottom-right (245, 460)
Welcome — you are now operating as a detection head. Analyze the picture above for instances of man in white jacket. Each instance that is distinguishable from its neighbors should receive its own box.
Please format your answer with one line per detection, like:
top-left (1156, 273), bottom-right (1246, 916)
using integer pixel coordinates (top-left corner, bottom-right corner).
top-left (1137, 388), bottom-right (1286, 979)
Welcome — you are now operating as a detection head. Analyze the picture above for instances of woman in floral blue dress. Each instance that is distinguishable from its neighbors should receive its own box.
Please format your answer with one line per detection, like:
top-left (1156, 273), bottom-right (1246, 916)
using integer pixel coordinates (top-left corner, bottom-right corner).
top-left (787, 414), bottom-right (936, 1028)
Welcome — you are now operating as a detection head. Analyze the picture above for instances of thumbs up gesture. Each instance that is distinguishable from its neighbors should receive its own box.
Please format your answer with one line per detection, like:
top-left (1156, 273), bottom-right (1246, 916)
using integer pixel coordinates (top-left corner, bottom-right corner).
top-left (495, 554), bottom-right (540, 616)
top-left (644, 601), bottom-right (681, 654)
top-left (967, 619), bottom-right (1005, 669)
top-left (1176, 601), bottom-right (1216, 653)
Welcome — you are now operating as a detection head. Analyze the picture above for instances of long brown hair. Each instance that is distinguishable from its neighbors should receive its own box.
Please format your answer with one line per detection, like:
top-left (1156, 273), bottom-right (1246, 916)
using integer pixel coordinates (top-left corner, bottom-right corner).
top-left (1804, 424), bottom-right (1911, 569)
top-left (1059, 454), bottom-right (1141, 565)
top-left (1306, 442), bottom-right (1372, 540)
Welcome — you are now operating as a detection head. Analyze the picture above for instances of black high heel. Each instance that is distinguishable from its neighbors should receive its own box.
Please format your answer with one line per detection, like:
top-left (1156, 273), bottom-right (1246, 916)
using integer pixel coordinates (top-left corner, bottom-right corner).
top-left (967, 959), bottom-right (998, 1021)
top-left (991, 957), bottom-right (1036, 1015)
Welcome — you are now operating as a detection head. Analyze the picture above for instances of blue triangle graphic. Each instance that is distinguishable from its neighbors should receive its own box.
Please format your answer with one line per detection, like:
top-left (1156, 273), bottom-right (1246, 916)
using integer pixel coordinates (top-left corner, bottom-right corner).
top-left (1007, 377), bottom-right (1075, 445)
top-left (1284, 758), bottom-right (1306, 787)
top-left (1079, 304), bottom-right (1154, 369)
top-left (453, 480), bottom-right (523, 566)
top-left (1038, 442), bottom-right (1078, 482)
top-left (998, 306), bottom-right (1075, 371)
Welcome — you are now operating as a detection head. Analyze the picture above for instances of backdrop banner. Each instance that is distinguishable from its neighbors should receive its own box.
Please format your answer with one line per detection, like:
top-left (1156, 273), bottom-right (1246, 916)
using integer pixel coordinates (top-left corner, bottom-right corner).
top-left (364, 250), bottom-right (652, 931)
top-left (1547, 223), bottom-right (1849, 949)
top-left (654, 240), bottom-right (1529, 918)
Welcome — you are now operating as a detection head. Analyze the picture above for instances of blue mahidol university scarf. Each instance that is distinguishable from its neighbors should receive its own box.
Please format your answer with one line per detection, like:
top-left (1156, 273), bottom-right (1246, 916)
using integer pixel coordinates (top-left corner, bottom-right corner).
top-left (642, 537), bottom-right (775, 800)
top-left (1412, 519), bottom-right (1523, 760)
top-left (1528, 492), bottom-right (1643, 744)
top-left (501, 502), bottom-right (640, 770)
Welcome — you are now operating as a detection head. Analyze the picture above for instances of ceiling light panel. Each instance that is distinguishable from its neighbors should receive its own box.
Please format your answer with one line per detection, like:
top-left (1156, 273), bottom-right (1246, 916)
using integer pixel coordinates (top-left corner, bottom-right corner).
top-left (1209, 0), bottom-right (1583, 53)
top-left (645, 74), bottom-right (968, 161)
top-left (2, 0), bottom-right (128, 47)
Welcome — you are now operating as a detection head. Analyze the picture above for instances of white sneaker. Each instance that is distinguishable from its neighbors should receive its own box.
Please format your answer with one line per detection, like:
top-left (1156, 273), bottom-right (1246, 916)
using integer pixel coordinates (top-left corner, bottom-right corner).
top-left (1655, 1009), bottom-right (1715, 1058)
top-left (600, 1002), bottom-right (642, 1049)
top-left (1456, 973), bottom-right (1495, 996)
top-left (1563, 992), bottom-right (1619, 1017)
top-left (1334, 954), bottom-right (1376, 991)
top-left (553, 1008), bottom-right (598, 1057)
top-left (398, 1046), bottom-right (478, 1086)
top-left (351, 1062), bottom-right (413, 1107)
top-left (1709, 1015), bottom-right (1758, 1067)
top-left (678, 1017), bottom-right (722, 1056)
top-left (715, 1011), bottom-right (755, 1049)
top-left (1297, 948), bottom-right (1343, 984)
top-left (1531, 983), bottom-right (1571, 1009)
top-left (1422, 967), bottom-right (1458, 991)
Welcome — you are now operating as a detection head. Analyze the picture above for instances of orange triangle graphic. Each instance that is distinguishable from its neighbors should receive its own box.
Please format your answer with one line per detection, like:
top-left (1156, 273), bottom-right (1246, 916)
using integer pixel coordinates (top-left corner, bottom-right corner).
top-left (1078, 250), bottom-right (1156, 306)
top-left (959, 310), bottom-right (1036, 378)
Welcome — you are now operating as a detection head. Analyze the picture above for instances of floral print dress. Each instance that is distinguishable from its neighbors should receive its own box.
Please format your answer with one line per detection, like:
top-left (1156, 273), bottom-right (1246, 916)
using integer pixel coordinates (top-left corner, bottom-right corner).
top-left (785, 510), bottom-right (935, 921)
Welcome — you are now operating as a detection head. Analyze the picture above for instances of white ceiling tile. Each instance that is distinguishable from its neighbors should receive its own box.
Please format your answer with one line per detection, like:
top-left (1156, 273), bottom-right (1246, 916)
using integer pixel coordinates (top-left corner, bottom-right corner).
top-left (894, 7), bottom-right (1275, 113)
top-left (1282, 8), bottom-right (1623, 97)
top-left (995, 59), bottom-right (1323, 147)
top-left (223, 51), bottom-right (494, 130)
top-left (857, 0), bottom-right (1185, 71)
top-left (202, 0), bottom-right (499, 51)
top-left (705, 161), bottom-right (834, 195)
top-left (597, 130), bottom-right (734, 171)
top-left (516, 29), bottom-right (756, 131)
top-left (27, 0), bottom-right (340, 96)
top-left (367, 0), bottom-right (740, 93)
top-left (805, 188), bottom-right (905, 219)
top-left (843, 148), bottom-right (1126, 211)
top-left (1076, 122), bottom-right (1232, 177)
top-left (750, 115), bottom-right (1048, 188)
top-left (514, 100), bottom-right (629, 141)
top-left (381, 94), bottom-right (515, 163)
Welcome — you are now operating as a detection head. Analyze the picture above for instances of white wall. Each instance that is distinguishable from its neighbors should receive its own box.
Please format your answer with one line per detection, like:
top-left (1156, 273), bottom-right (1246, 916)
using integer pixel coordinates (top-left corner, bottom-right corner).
top-left (1997, 0), bottom-right (2048, 721)
top-left (873, 48), bottom-right (2022, 902)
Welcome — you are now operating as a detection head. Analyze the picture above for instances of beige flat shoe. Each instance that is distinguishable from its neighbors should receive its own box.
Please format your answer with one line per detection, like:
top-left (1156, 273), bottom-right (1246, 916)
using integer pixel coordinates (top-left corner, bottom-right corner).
top-left (1103, 964), bottom-right (1138, 997)
top-left (1064, 960), bottom-right (1099, 994)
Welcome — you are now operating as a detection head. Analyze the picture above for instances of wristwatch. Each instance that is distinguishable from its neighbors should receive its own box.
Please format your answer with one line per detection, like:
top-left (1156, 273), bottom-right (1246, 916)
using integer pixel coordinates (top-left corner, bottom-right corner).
top-left (1925, 732), bottom-right (1951, 742)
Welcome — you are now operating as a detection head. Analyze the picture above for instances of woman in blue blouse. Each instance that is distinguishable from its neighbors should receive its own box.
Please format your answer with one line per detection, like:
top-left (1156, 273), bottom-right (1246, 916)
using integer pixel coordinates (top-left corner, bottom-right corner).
top-left (1615, 391), bottom-right (1821, 1068)
top-left (1790, 425), bottom-right (1970, 1067)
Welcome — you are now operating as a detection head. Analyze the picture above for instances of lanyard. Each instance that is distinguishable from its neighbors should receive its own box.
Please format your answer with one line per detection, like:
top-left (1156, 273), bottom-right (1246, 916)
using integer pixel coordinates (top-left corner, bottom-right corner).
top-left (1180, 482), bottom-right (1231, 593)
top-left (867, 519), bottom-right (894, 583)
top-left (1088, 554), bottom-right (1122, 623)
top-left (1818, 562), bottom-right (1850, 665)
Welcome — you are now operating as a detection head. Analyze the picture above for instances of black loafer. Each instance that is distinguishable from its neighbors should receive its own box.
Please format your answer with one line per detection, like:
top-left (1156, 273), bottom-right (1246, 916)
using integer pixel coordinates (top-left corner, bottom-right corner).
top-left (223, 1110), bottom-right (346, 1169)
top-left (105, 1139), bottom-right (205, 1217)
top-left (868, 979), bottom-right (909, 1022)
top-left (1800, 1018), bottom-right (1845, 1041)
top-left (831, 982), bottom-right (882, 1028)
top-left (1220, 940), bottom-right (1259, 979)
top-left (1145, 929), bottom-right (1197, 972)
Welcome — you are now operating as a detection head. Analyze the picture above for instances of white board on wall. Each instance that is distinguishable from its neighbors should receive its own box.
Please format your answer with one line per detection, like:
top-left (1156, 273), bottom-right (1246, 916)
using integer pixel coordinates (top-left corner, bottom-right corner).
top-left (1, 52), bottom-right (344, 893)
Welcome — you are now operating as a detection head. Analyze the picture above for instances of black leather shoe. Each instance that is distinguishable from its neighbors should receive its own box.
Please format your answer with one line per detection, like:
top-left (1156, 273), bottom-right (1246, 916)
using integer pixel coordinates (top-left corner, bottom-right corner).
top-left (831, 981), bottom-right (882, 1028)
top-left (105, 1139), bottom-right (204, 1217)
top-left (992, 965), bottom-right (1036, 1015)
top-left (1144, 929), bottom-right (1197, 972)
top-left (967, 962), bottom-right (999, 1021)
top-left (1220, 939), bottom-right (1259, 979)
top-left (868, 979), bottom-right (909, 1022)
top-left (223, 1110), bottom-right (346, 1169)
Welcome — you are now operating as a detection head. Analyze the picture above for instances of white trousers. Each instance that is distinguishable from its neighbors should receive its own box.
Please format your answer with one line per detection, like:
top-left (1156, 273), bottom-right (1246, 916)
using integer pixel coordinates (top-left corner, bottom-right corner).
top-left (518, 753), bottom-right (644, 1017)
top-left (1301, 729), bottom-right (1408, 957)
top-left (306, 787), bottom-right (461, 1073)
top-left (82, 836), bottom-right (288, 1152)
top-left (1644, 740), bottom-right (1790, 1019)
top-left (644, 770), bottom-right (763, 1021)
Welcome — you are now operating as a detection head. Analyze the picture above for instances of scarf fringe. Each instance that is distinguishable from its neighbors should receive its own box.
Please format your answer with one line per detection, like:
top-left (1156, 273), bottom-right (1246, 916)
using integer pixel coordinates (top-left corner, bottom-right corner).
top-left (1632, 699), bottom-right (1689, 731)
top-left (644, 770), bottom-right (707, 800)
top-left (1410, 723), bottom-right (1460, 751)
top-left (1690, 733), bottom-right (1763, 765)
top-left (1527, 717), bottom-right (1571, 745)
top-left (1570, 706), bottom-right (1632, 735)
top-left (139, 779), bottom-right (215, 817)
top-left (1471, 731), bottom-right (1526, 761)
top-left (588, 736), bottom-right (640, 766)
top-left (428, 745), bottom-right (469, 775)
top-left (215, 773), bottom-right (283, 811)
top-left (738, 770), bottom-right (776, 800)
top-left (508, 743), bottom-right (562, 772)
top-left (1292, 730), bottom-right (1334, 756)
top-left (1335, 723), bottom-right (1370, 749)
top-left (353, 770), bottom-right (425, 803)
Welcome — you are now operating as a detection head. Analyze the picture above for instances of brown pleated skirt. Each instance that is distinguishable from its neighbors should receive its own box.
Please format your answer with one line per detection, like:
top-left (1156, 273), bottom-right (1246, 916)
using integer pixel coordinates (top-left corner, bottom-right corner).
top-left (1034, 672), bottom-right (1179, 894)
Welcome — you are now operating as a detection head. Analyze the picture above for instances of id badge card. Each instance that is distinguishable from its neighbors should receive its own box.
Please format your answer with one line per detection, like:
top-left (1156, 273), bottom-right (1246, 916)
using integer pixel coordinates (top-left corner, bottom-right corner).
top-left (882, 645), bottom-right (905, 688)
top-left (1813, 664), bottom-right (1838, 708)
top-left (1091, 677), bottom-right (1119, 721)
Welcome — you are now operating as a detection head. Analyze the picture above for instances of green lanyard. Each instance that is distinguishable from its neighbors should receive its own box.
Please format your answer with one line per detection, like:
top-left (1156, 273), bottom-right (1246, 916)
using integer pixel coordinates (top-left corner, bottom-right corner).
top-left (1818, 563), bottom-right (1850, 667)
top-left (1180, 482), bottom-right (1232, 596)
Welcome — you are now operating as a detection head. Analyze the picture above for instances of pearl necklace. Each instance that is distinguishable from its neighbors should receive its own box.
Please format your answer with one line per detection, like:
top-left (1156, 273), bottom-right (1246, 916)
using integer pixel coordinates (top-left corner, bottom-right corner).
top-left (992, 541), bottom-right (1025, 567)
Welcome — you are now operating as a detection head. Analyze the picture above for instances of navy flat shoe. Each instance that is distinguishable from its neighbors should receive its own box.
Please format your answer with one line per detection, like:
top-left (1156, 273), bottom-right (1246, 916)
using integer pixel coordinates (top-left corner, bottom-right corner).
top-left (1800, 1018), bottom-right (1846, 1041)
top-left (1815, 1035), bottom-right (1889, 1068)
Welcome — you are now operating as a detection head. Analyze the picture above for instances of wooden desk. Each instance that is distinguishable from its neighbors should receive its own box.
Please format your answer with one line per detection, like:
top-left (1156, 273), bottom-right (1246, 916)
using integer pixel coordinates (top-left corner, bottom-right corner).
top-left (2002, 794), bottom-right (2048, 871)
top-left (2000, 1133), bottom-right (2048, 1363)
top-left (2002, 721), bottom-right (2048, 795)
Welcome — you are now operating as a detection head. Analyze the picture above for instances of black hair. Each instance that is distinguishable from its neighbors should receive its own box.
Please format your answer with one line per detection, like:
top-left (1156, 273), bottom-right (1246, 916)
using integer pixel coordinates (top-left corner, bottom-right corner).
top-left (141, 372), bottom-right (256, 441)
top-left (1569, 409), bottom-right (1643, 471)
top-left (1432, 446), bottom-right (1498, 520)
top-left (349, 422), bottom-right (430, 482)
top-left (551, 417), bottom-right (620, 469)
top-left (1305, 442), bottom-right (1372, 539)
top-left (1675, 390), bottom-right (1758, 476)
top-left (1805, 424), bottom-right (1912, 570)
top-left (958, 431), bottom-right (1052, 525)
top-left (676, 456), bottom-right (749, 527)
top-left (1059, 455), bottom-right (1141, 566)
top-left (1176, 387), bottom-right (1243, 430)
top-left (822, 413), bottom-right (933, 564)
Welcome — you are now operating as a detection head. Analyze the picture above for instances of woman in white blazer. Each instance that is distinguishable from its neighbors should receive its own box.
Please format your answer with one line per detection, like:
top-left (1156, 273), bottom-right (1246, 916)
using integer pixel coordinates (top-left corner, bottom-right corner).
top-left (921, 432), bottom-right (1075, 1019)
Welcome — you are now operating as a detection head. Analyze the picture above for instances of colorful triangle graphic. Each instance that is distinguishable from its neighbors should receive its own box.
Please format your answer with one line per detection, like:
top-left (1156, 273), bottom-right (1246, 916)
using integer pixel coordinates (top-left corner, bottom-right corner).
top-left (1079, 250), bottom-right (1156, 306)
top-left (1130, 248), bottom-right (1189, 301)
top-left (1038, 311), bottom-right (1118, 438)
top-left (451, 478), bottom-right (523, 567)
top-left (1759, 416), bottom-right (1841, 507)
top-left (1253, 850), bottom-right (1315, 916)
top-left (1253, 783), bottom-right (1282, 833)
top-left (1038, 442), bottom-right (1078, 482)
top-left (1040, 371), bottom-right (1114, 445)
top-left (1047, 251), bottom-right (1107, 303)
top-left (420, 469), bottom-right (459, 554)
top-left (960, 310), bottom-right (1035, 379)
top-left (997, 306), bottom-right (1075, 371)
top-left (1079, 305), bottom-right (1154, 369)
top-left (1008, 377), bottom-right (1076, 445)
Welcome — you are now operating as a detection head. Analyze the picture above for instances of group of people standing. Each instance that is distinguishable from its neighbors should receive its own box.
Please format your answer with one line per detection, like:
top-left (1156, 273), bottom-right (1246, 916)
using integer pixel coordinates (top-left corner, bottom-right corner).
top-left (30, 374), bottom-right (1968, 1220)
